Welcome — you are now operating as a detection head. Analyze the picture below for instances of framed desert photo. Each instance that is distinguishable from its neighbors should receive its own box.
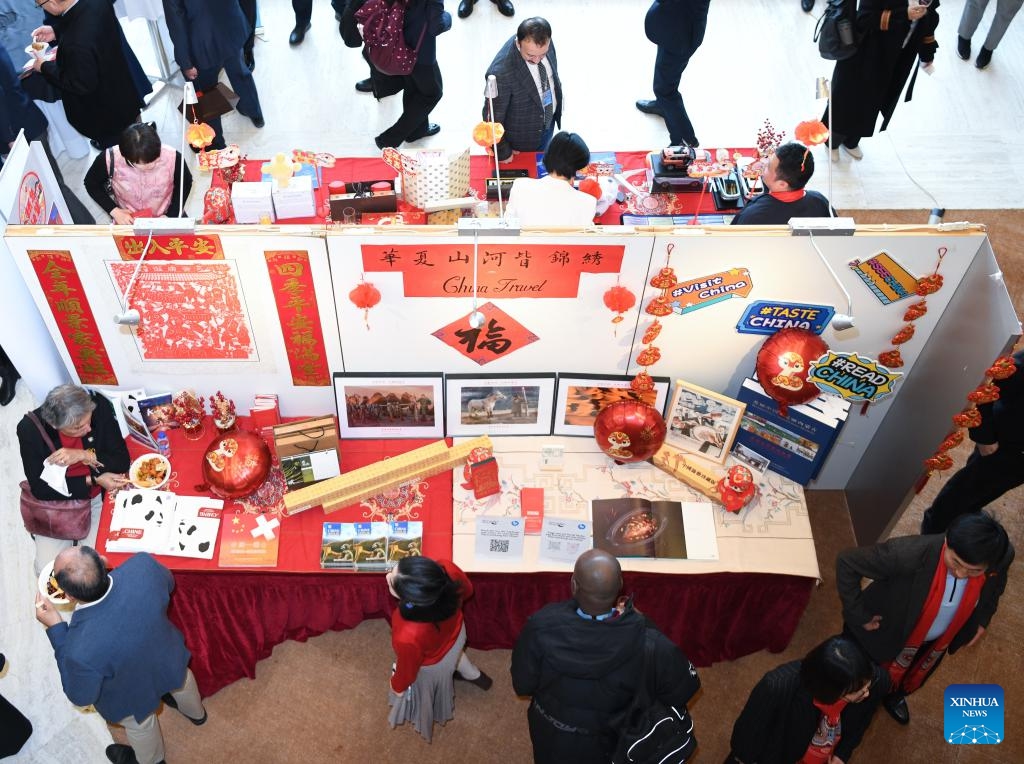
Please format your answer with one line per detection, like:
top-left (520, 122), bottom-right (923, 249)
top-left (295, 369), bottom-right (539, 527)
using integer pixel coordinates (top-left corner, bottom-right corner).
top-left (445, 373), bottom-right (556, 436)
top-left (665, 380), bottom-right (745, 463)
top-left (553, 374), bottom-right (670, 437)
top-left (334, 373), bottom-right (444, 439)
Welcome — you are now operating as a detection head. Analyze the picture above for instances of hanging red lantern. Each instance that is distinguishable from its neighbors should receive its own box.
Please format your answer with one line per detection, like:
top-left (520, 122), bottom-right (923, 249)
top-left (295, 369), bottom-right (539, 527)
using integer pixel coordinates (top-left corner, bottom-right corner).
top-left (755, 328), bottom-right (829, 414)
top-left (953, 408), bottom-right (982, 429)
top-left (349, 281), bottom-right (381, 329)
top-left (593, 400), bottom-right (667, 464)
top-left (603, 285), bottom-right (636, 325)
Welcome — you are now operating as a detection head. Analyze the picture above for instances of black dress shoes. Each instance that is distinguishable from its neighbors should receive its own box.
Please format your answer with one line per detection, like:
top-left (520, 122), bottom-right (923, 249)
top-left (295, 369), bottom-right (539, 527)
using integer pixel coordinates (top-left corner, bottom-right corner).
top-left (492, 0), bottom-right (515, 17)
top-left (455, 669), bottom-right (493, 690)
top-left (289, 22), bottom-right (311, 46)
top-left (801, 0), bottom-right (815, 12)
top-left (355, 78), bottom-right (374, 93)
top-left (635, 99), bottom-right (665, 118)
top-left (458, 0), bottom-right (476, 18)
top-left (883, 693), bottom-right (910, 725)
top-left (976, 47), bottom-right (993, 69)
top-left (161, 693), bottom-right (208, 725)
top-left (407, 123), bottom-right (441, 142)
top-left (957, 35), bottom-right (971, 60)
top-left (106, 745), bottom-right (140, 764)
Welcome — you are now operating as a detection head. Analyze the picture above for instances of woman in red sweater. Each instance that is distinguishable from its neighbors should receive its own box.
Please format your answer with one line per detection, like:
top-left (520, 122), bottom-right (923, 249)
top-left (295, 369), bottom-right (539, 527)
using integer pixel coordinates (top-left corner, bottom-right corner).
top-left (386, 556), bottom-right (491, 741)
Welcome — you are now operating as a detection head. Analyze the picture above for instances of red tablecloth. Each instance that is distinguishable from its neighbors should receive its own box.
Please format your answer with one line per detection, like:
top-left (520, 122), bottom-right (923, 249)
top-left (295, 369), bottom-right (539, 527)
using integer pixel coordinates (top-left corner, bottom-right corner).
top-left (97, 421), bottom-right (812, 697)
top-left (209, 150), bottom-right (751, 227)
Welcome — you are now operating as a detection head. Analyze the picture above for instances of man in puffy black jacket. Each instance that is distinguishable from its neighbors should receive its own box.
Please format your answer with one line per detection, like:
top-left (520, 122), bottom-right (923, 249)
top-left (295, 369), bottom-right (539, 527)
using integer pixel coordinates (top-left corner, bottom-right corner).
top-left (511, 549), bottom-right (700, 763)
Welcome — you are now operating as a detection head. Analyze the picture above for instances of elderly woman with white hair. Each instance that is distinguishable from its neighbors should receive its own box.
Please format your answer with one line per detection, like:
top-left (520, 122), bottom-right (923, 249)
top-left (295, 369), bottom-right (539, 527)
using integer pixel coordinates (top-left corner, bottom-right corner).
top-left (17, 385), bottom-right (130, 573)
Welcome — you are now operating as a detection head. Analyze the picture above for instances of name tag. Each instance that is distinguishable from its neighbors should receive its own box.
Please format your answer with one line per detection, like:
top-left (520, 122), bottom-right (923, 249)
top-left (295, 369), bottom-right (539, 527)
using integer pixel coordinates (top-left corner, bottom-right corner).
top-left (541, 87), bottom-right (553, 108)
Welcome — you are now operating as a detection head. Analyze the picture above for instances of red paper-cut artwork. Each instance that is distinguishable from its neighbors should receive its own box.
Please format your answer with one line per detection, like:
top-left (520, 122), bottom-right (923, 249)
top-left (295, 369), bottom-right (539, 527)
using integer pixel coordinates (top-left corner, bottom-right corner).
top-left (109, 261), bottom-right (256, 361)
top-left (18, 172), bottom-right (46, 224)
top-left (432, 301), bottom-right (538, 365)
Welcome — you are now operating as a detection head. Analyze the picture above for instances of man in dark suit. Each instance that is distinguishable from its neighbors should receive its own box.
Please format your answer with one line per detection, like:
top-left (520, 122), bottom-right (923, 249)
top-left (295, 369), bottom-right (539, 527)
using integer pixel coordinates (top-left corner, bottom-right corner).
top-left (837, 513), bottom-right (1013, 726)
top-left (29, 0), bottom-right (145, 149)
top-left (34, 548), bottom-right (206, 764)
top-left (635, 0), bottom-right (710, 147)
top-left (163, 0), bottom-right (265, 149)
top-left (484, 17), bottom-right (561, 162)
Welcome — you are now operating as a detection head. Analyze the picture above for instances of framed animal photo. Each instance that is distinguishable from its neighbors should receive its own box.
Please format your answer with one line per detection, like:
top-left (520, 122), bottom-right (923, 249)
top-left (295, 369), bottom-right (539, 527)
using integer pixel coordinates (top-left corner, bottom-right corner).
top-left (444, 373), bottom-right (556, 437)
top-left (665, 380), bottom-right (745, 463)
top-left (553, 373), bottom-right (670, 437)
top-left (334, 372), bottom-right (444, 439)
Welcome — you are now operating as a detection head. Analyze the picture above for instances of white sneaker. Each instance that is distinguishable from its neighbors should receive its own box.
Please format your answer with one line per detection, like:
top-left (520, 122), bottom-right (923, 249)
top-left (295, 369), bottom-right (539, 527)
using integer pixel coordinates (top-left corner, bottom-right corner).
top-left (830, 148), bottom-right (840, 162)
top-left (843, 144), bottom-right (864, 160)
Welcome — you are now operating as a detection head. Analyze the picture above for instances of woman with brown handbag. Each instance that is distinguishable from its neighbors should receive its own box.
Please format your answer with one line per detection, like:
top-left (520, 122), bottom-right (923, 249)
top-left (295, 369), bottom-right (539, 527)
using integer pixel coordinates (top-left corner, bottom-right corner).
top-left (17, 385), bottom-right (130, 575)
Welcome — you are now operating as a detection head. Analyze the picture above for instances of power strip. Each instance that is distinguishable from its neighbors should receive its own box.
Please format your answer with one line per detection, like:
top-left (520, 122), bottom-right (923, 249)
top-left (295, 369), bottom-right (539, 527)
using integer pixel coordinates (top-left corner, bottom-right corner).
top-left (789, 217), bottom-right (856, 236)
top-left (132, 217), bottom-right (196, 235)
top-left (457, 217), bottom-right (521, 236)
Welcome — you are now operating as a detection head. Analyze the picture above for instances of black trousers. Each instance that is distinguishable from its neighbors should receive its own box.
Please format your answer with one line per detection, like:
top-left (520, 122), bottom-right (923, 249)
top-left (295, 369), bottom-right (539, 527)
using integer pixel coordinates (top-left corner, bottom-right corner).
top-left (376, 62), bottom-right (442, 147)
top-left (0, 692), bottom-right (32, 758)
top-left (920, 446), bottom-right (1024, 533)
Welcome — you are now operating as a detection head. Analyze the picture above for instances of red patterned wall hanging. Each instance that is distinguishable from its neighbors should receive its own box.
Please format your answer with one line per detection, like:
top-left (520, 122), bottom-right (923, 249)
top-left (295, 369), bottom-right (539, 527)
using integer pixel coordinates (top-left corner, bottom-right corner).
top-left (265, 251), bottom-right (331, 386)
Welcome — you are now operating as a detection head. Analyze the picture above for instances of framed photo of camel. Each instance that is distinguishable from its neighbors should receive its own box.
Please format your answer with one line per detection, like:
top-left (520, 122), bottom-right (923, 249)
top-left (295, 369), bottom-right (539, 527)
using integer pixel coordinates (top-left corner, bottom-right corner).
top-left (444, 373), bottom-right (556, 437)
top-left (553, 373), bottom-right (670, 437)
top-left (334, 372), bottom-right (444, 439)
top-left (665, 380), bottom-right (745, 464)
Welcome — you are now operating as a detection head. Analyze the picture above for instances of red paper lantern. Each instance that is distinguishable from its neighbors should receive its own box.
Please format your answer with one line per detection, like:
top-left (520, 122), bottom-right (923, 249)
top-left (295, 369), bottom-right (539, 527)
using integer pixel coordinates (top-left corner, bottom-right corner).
top-left (603, 285), bottom-right (636, 324)
top-left (593, 400), bottom-right (667, 464)
top-left (202, 430), bottom-right (272, 499)
top-left (794, 119), bottom-right (830, 147)
top-left (755, 328), bottom-right (829, 414)
top-left (349, 281), bottom-right (381, 329)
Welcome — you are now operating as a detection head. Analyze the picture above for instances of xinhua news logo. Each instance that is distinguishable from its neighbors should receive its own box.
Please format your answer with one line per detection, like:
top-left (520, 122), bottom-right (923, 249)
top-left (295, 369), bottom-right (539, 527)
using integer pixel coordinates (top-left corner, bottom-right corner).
top-left (944, 684), bottom-right (1003, 744)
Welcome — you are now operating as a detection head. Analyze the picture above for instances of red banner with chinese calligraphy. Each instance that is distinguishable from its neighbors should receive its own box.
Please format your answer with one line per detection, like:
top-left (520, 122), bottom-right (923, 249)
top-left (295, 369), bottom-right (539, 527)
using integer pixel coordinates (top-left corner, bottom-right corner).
top-left (114, 234), bottom-right (224, 260)
top-left (432, 302), bottom-right (538, 365)
top-left (28, 250), bottom-right (118, 385)
top-left (265, 251), bottom-right (331, 386)
top-left (361, 243), bottom-right (624, 298)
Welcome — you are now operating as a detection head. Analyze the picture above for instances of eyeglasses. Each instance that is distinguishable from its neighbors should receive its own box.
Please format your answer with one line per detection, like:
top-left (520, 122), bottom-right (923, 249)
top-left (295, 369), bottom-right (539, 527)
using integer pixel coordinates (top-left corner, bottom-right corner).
top-left (35, 0), bottom-right (51, 8)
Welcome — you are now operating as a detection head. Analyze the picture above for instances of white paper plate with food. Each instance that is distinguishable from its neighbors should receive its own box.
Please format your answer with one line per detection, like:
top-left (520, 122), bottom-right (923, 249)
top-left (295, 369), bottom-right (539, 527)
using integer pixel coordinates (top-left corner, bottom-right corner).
top-left (38, 560), bottom-right (72, 607)
top-left (129, 453), bottom-right (171, 490)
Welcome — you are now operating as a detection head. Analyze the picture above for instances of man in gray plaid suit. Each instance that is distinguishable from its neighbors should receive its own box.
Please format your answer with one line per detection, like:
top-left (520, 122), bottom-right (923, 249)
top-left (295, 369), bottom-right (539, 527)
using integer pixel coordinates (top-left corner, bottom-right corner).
top-left (483, 17), bottom-right (561, 162)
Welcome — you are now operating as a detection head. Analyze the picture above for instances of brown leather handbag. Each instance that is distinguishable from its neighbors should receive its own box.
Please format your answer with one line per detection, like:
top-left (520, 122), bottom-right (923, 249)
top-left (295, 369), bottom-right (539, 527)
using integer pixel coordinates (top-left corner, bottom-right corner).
top-left (19, 412), bottom-right (92, 541)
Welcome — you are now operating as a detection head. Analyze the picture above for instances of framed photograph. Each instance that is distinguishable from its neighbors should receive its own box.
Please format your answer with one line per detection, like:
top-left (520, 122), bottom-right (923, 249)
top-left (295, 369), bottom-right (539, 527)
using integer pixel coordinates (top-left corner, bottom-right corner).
top-left (334, 373), bottom-right (444, 439)
top-left (445, 373), bottom-right (556, 437)
top-left (665, 380), bottom-right (745, 463)
top-left (553, 373), bottom-right (670, 437)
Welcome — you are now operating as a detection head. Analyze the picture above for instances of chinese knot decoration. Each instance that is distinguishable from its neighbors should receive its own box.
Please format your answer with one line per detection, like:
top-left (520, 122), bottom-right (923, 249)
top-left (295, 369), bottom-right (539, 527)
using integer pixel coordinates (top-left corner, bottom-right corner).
top-left (631, 244), bottom-right (676, 394)
top-left (873, 247), bottom-right (947, 376)
top-left (349, 280), bottom-right (381, 330)
top-left (919, 351), bottom-right (1018, 484)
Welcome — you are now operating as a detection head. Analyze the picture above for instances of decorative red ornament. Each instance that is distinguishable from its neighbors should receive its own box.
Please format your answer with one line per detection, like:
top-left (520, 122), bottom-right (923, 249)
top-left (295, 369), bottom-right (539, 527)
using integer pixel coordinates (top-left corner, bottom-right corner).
top-left (903, 300), bottom-right (928, 321)
top-left (967, 384), bottom-right (1000, 404)
top-left (953, 409), bottom-right (982, 428)
top-left (794, 119), bottom-right (830, 147)
top-left (716, 464), bottom-right (756, 513)
top-left (891, 324), bottom-right (915, 345)
top-left (472, 121), bottom-right (505, 147)
top-left (349, 280), bottom-right (381, 329)
top-left (755, 328), bottom-right (829, 414)
top-left (924, 453), bottom-right (954, 473)
top-left (630, 371), bottom-right (655, 394)
top-left (649, 267), bottom-right (677, 289)
top-left (642, 320), bottom-right (662, 345)
top-left (987, 356), bottom-right (1017, 380)
top-left (937, 431), bottom-right (965, 452)
top-left (878, 350), bottom-right (904, 368)
top-left (635, 346), bottom-right (661, 367)
top-left (645, 297), bottom-right (673, 317)
top-left (915, 274), bottom-right (944, 296)
top-left (202, 430), bottom-right (272, 499)
top-left (579, 178), bottom-right (603, 201)
top-left (603, 285), bottom-right (636, 325)
top-left (593, 400), bottom-right (667, 464)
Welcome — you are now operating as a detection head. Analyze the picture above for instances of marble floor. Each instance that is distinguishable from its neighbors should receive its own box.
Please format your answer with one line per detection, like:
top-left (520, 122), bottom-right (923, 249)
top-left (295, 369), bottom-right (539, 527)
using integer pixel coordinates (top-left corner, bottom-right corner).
top-left (2, 1), bottom-right (1023, 761)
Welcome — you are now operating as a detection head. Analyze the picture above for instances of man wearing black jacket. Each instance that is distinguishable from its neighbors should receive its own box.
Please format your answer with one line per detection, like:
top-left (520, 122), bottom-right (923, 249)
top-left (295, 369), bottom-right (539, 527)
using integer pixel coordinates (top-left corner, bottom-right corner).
top-left (512, 549), bottom-right (700, 763)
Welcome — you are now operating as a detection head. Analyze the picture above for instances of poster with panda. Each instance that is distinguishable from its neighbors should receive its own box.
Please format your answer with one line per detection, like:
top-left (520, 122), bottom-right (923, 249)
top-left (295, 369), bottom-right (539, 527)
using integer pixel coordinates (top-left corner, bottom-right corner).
top-left (107, 491), bottom-right (222, 559)
top-left (163, 496), bottom-right (223, 560)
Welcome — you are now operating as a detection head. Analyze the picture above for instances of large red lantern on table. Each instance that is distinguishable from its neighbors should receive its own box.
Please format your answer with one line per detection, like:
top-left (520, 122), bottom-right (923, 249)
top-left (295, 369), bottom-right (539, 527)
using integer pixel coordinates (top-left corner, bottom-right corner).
top-left (593, 400), bottom-right (667, 464)
top-left (755, 328), bottom-right (829, 415)
top-left (201, 430), bottom-right (272, 499)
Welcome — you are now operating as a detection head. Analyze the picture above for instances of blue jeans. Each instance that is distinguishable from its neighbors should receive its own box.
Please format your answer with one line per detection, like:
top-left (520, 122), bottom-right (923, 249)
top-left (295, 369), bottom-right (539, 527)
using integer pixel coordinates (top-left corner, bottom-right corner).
top-left (195, 51), bottom-right (263, 150)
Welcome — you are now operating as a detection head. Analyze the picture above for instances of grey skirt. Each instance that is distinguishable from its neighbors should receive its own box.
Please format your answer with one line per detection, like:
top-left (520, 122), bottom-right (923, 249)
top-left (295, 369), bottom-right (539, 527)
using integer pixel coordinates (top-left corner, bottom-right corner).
top-left (387, 622), bottom-right (466, 742)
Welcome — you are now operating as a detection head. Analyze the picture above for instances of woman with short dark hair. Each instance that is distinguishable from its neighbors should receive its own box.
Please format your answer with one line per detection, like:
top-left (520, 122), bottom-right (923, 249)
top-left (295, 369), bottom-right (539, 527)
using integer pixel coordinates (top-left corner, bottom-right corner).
top-left (724, 635), bottom-right (888, 764)
top-left (386, 556), bottom-right (491, 741)
top-left (505, 131), bottom-right (596, 227)
top-left (83, 122), bottom-right (192, 226)
top-left (17, 385), bottom-right (130, 574)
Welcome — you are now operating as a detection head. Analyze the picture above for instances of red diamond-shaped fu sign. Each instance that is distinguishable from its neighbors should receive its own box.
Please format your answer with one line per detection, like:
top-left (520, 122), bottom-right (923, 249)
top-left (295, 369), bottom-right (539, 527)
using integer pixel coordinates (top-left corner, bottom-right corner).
top-left (432, 301), bottom-right (539, 365)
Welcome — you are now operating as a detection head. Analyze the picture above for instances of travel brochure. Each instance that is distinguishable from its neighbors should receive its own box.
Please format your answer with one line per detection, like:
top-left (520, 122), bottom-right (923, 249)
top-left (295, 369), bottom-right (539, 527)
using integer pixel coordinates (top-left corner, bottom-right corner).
top-left (320, 521), bottom-right (423, 570)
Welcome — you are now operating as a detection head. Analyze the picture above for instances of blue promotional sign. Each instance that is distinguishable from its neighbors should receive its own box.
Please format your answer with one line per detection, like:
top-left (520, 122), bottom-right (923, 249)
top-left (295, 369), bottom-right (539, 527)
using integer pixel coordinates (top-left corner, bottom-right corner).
top-left (808, 351), bottom-right (902, 403)
top-left (736, 300), bottom-right (835, 335)
top-left (945, 684), bottom-right (1003, 744)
